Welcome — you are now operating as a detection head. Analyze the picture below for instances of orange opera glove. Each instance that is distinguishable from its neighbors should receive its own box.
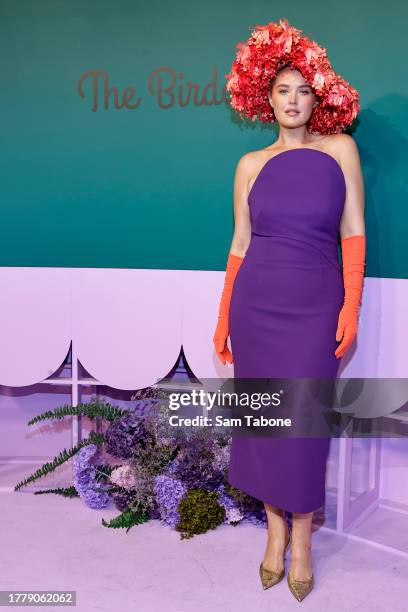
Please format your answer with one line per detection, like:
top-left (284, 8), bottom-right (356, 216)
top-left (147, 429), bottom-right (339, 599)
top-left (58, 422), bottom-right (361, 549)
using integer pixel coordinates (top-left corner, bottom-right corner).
top-left (213, 253), bottom-right (244, 364)
top-left (335, 234), bottom-right (366, 359)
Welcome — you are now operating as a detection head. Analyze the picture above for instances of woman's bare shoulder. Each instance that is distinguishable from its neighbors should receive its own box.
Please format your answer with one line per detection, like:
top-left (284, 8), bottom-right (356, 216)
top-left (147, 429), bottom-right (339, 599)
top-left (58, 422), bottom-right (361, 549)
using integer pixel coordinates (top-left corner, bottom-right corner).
top-left (237, 148), bottom-right (267, 166)
top-left (325, 133), bottom-right (359, 158)
top-left (236, 148), bottom-right (274, 175)
top-left (233, 150), bottom-right (264, 184)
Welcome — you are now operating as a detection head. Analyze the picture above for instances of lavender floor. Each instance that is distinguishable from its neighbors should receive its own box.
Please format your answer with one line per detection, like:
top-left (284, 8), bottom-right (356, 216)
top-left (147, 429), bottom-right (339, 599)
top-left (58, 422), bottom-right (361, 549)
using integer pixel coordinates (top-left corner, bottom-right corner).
top-left (2, 481), bottom-right (408, 612)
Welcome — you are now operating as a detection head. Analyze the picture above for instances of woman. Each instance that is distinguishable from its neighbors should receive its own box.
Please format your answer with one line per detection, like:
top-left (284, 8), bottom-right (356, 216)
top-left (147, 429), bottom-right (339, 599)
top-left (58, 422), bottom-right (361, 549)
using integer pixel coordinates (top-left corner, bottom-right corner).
top-left (213, 20), bottom-right (366, 602)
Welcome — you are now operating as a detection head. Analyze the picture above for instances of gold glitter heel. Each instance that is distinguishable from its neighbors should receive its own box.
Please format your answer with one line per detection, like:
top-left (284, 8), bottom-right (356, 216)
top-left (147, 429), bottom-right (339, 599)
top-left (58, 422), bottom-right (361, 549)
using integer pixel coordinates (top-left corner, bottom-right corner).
top-left (287, 572), bottom-right (314, 602)
top-left (259, 524), bottom-right (291, 590)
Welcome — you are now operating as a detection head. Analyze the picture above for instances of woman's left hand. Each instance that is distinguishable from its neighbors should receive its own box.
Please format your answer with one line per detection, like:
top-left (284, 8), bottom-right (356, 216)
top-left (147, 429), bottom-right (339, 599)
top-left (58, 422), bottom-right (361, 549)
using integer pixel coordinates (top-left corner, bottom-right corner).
top-left (335, 305), bottom-right (358, 358)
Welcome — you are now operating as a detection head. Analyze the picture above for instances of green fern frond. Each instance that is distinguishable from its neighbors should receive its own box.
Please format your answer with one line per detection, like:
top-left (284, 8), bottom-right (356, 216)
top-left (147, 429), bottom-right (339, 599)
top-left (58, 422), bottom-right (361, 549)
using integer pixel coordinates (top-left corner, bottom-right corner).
top-left (34, 486), bottom-right (79, 498)
top-left (14, 431), bottom-right (105, 491)
top-left (27, 400), bottom-right (131, 426)
top-left (101, 508), bottom-right (150, 532)
top-left (94, 464), bottom-right (115, 482)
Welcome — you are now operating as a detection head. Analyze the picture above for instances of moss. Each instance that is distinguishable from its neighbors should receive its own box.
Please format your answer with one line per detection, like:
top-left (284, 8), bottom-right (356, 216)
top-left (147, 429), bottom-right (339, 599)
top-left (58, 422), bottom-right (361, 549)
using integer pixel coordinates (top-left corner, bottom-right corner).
top-left (176, 489), bottom-right (226, 539)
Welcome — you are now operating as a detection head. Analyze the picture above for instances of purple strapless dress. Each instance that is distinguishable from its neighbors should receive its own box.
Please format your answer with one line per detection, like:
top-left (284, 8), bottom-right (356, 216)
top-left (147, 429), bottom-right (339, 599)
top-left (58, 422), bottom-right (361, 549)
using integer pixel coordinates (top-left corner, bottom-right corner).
top-left (227, 148), bottom-right (345, 513)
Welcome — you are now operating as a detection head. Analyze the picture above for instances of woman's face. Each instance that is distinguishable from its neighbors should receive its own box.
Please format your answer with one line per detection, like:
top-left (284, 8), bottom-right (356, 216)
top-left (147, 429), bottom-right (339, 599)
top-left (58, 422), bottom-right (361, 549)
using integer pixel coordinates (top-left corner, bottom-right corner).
top-left (268, 67), bottom-right (319, 128)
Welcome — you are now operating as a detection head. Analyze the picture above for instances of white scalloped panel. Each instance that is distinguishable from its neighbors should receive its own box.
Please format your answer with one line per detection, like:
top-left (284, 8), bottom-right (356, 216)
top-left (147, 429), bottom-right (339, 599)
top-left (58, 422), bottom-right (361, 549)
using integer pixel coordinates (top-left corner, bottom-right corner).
top-left (72, 268), bottom-right (183, 389)
top-left (0, 268), bottom-right (72, 387)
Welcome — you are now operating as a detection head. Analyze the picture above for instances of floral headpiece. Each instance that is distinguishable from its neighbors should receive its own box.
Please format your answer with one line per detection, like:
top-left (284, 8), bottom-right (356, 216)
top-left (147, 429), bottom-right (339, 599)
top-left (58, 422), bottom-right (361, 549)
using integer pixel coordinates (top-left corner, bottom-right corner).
top-left (225, 18), bottom-right (360, 134)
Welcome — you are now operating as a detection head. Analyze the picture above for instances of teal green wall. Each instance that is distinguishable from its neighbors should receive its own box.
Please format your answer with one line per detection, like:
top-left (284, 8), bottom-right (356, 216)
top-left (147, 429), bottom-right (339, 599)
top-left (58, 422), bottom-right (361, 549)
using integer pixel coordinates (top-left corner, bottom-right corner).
top-left (1, 0), bottom-right (407, 277)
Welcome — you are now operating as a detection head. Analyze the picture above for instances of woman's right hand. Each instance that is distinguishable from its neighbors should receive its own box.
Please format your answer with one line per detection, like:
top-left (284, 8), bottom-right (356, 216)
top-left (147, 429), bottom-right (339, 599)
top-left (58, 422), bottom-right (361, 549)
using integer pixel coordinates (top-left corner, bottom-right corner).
top-left (213, 317), bottom-right (233, 365)
top-left (212, 253), bottom-right (244, 365)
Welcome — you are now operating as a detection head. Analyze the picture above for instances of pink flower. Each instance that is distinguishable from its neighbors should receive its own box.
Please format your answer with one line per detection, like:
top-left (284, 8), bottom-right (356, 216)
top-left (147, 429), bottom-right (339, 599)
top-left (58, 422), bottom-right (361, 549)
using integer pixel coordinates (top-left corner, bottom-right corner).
top-left (328, 91), bottom-right (345, 106)
top-left (237, 44), bottom-right (251, 62)
top-left (252, 28), bottom-right (270, 46)
top-left (110, 464), bottom-right (138, 489)
top-left (312, 72), bottom-right (326, 89)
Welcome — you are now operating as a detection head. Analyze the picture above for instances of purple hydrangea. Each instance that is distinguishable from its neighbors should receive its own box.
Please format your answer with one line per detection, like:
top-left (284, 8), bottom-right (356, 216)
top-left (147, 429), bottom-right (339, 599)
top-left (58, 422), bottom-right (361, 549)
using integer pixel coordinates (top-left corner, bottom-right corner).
top-left (170, 436), bottom-right (224, 491)
top-left (74, 444), bottom-right (98, 472)
top-left (212, 440), bottom-right (231, 474)
top-left (82, 487), bottom-right (110, 509)
top-left (153, 474), bottom-right (187, 528)
top-left (105, 410), bottom-right (148, 459)
top-left (73, 444), bottom-right (110, 510)
top-left (216, 484), bottom-right (244, 524)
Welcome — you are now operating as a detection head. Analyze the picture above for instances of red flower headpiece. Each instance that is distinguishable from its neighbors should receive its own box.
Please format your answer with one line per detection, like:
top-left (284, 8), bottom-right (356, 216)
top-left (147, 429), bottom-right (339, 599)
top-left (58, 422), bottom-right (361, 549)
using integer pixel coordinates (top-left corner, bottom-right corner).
top-left (225, 18), bottom-right (360, 135)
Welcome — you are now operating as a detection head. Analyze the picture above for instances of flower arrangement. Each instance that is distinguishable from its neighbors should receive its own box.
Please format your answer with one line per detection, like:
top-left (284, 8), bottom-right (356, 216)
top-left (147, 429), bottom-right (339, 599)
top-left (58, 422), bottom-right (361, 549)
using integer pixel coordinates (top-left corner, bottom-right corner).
top-left (102, 399), bottom-right (267, 538)
top-left (15, 392), bottom-right (267, 539)
top-left (225, 18), bottom-right (360, 134)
